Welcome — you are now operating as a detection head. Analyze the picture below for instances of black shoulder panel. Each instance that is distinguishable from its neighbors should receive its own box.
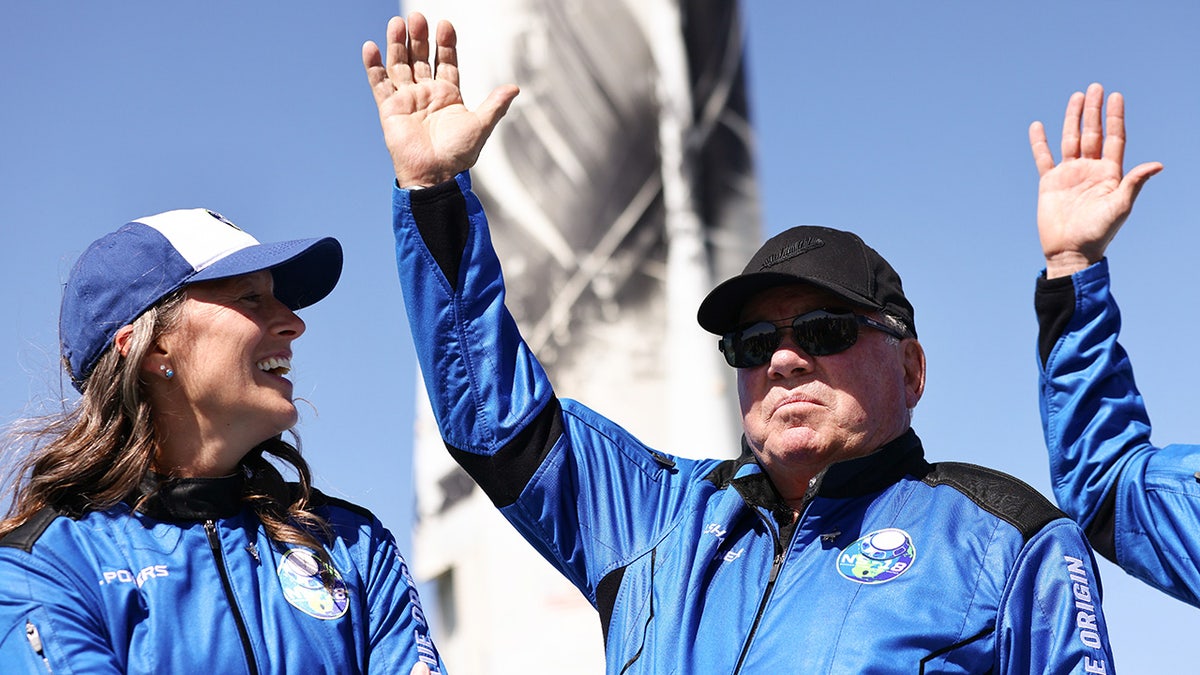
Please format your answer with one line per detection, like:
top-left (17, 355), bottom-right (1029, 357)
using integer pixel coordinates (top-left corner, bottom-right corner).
top-left (447, 397), bottom-right (565, 509)
top-left (596, 565), bottom-right (627, 647)
top-left (408, 179), bottom-right (471, 291)
top-left (923, 462), bottom-right (1066, 541)
top-left (703, 439), bottom-right (758, 489)
top-left (0, 506), bottom-right (64, 554)
top-left (703, 458), bottom-right (742, 489)
top-left (305, 487), bottom-right (375, 522)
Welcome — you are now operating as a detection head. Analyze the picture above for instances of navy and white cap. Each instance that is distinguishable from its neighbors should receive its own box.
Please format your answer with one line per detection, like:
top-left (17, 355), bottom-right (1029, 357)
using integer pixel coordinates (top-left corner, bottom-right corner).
top-left (60, 208), bottom-right (343, 391)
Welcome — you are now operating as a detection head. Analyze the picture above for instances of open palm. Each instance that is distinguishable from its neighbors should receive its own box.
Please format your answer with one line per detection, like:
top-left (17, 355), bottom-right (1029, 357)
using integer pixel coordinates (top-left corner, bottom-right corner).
top-left (363, 14), bottom-right (518, 187)
top-left (1029, 84), bottom-right (1161, 278)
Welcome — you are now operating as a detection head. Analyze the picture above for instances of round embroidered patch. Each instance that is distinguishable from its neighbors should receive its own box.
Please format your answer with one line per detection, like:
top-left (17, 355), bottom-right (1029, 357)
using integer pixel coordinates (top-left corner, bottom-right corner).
top-left (835, 528), bottom-right (916, 584)
top-left (278, 549), bottom-right (349, 619)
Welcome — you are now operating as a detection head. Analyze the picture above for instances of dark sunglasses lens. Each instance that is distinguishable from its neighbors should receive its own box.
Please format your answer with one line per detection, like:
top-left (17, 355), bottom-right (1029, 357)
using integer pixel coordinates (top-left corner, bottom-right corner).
top-left (793, 314), bottom-right (858, 355)
top-left (722, 321), bottom-right (781, 367)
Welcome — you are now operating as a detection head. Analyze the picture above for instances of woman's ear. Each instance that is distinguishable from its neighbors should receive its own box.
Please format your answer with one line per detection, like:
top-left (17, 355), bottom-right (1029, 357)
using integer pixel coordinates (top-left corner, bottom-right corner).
top-left (114, 324), bottom-right (172, 378)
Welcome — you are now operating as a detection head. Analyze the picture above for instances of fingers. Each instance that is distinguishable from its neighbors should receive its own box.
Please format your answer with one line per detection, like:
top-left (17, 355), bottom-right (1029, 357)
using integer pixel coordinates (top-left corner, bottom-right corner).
top-left (1080, 83), bottom-right (1105, 159)
top-left (1055, 84), bottom-right (1139, 169)
top-left (1028, 121), bottom-right (1056, 176)
top-left (435, 19), bottom-right (460, 88)
top-left (1060, 91), bottom-right (1084, 161)
top-left (408, 12), bottom-right (433, 81)
top-left (409, 663), bottom-right (431, 675)
top-left (385, 16), bottom-right (413, 86)
top-left (1102, 92), bottom-right (1126, 167)
top-left (378, 13), bottom-right (439, 84)
top-left (370, 13), bottom-right (444, 103)
top-left (362, 40), bottom-right (387, 95)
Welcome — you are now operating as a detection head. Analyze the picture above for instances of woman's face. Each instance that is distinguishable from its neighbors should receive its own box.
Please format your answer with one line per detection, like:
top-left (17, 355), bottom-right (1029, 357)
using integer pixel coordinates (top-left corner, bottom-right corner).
top-left (150, 270), bottom-right (306, 474)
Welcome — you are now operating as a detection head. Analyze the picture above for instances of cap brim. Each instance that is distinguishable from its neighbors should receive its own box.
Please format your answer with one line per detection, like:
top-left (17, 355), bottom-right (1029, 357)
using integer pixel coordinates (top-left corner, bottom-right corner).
top-left (190, 237), bottom-right (343, 309)
top-left (697, 271), bottom-right (882, 334)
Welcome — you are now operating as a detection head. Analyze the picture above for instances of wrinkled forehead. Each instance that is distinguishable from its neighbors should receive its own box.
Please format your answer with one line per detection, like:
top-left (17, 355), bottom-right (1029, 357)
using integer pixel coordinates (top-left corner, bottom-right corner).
top-left (737, 283), bottom-right (871, 324)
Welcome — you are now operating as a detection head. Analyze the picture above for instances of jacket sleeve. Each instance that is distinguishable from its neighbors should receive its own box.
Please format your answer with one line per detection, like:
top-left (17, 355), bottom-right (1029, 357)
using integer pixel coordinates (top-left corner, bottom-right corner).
top-left (391, 174), bottom-right (701, 601)
top-left (354, 518), bottom-right (445, 675)
top-left (995, 520), bottom-right (1114, 675)
top-left (1036, 260), bottom-right (1200, 607)
top-left (0, 548), bottom-right (123, 674)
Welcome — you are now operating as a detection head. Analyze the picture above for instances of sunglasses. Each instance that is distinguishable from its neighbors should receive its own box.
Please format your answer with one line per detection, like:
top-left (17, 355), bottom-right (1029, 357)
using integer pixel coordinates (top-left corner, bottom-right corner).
top-left (718, 309), bottom-right (907, 368)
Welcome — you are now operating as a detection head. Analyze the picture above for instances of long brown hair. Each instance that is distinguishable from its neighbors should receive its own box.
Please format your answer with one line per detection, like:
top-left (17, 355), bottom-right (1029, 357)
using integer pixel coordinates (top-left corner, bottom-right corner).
top-left (0, 288), bottom-right (332, 557)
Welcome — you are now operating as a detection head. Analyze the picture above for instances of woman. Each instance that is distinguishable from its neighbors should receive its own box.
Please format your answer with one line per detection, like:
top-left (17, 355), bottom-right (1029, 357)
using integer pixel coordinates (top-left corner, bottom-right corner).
top-left (0, 208), bottom-right (443, 674)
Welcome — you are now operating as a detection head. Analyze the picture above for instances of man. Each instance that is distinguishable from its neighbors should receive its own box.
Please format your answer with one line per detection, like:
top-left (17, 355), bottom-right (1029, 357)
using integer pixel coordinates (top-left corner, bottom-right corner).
top-left (365, 14), bottom-right (1115, 672)
top-left (1030, 83), bottom-right (1199, 607)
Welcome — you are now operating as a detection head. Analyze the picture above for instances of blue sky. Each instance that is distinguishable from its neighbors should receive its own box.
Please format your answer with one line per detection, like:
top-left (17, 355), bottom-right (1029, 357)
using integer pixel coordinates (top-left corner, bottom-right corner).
top-left (2, 2), bottom-right (1197, 670)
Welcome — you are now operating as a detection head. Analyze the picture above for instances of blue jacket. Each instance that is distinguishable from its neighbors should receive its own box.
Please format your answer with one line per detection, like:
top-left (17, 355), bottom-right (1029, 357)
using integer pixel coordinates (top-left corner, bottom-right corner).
top-left (394, 174), bottom-right (1115, 674)
top-left (0, 474), bottom-right (442, 674)
top-left (1037, 260), bottom-right (1200, 607)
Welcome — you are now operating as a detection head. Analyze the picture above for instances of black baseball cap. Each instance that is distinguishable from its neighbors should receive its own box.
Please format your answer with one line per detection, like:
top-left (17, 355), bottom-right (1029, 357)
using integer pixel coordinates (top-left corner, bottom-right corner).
top-left (697, 225), bottom-right (916, 337)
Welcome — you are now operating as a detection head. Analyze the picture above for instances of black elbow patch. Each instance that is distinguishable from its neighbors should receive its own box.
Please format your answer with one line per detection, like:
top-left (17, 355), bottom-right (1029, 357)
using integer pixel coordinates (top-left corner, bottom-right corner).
top-left (1083, 482), bottom-right (1119, 564)
top-left (447, 398), bottom-right (565, 508)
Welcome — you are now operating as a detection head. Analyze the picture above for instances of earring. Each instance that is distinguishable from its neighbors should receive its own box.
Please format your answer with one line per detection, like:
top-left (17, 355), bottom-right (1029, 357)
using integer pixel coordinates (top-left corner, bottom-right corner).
top-left (160, 364), bottom-right (175, 379)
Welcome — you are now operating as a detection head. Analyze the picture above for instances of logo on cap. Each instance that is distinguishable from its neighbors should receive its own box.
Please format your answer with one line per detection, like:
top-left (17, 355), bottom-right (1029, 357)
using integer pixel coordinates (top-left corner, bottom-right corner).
top-left (759, 237), bottom-right (825, 271)
top-left (204, 209), bottom-right (244, 232)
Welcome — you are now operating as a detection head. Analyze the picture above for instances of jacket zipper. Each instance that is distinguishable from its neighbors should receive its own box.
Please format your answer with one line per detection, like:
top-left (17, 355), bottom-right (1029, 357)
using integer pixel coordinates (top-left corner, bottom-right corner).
top-left (617, 548), bottom-right (656, 674)
top-left (731, 545), bottom-right (785, 673)
top-left (733, 500), bottom-right (804, 674)
top-left (25, 621), bottom-right (51, 673)
top-left (204, 519), bottom-right (260, 675)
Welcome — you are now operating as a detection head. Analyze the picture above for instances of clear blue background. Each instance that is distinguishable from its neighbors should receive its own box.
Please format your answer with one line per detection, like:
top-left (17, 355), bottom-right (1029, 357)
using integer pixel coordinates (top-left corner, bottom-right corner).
top-left (2, 2), bottom-right (1195, 669)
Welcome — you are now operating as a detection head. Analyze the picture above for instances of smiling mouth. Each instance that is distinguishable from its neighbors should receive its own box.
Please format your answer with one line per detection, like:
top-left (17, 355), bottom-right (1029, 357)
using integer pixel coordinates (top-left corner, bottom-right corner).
top-left (257, 356), bottom-right (292, 376)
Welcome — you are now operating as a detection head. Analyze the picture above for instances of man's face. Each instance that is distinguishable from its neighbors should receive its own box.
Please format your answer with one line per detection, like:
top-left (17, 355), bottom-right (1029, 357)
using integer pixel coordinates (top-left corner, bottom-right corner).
top-left (734, 284), bottom-right (924, 501)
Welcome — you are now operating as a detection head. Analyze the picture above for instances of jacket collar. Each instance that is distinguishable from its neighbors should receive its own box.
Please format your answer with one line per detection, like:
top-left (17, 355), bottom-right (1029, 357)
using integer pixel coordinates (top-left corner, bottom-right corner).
top-left (129, 472), bottom-right (244, 521)
top-left (718, 428), bottom-right (930, 513)
top-left (815, 428), bottom-right (930, 498)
